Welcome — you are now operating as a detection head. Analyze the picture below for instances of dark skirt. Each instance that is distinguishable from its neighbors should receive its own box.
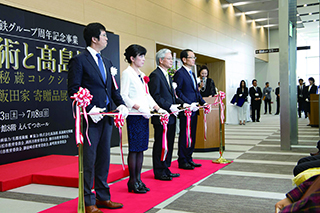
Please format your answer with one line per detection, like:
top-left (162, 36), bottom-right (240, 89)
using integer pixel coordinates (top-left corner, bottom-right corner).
top-left (126, 115), bottom-right (149, 152)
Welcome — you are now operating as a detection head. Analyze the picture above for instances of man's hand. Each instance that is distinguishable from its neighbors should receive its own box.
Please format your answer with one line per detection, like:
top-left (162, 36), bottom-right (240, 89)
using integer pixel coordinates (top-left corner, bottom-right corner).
top-left (183, 103), bottom-right (191, 108)
top-left (158, 108), bottom-right (169, 115)
top-left (204, 103), bottom-right (211, 113)
top-left (89, 106), bottom-right (106, 123)
top-left (170, 104), bottom-right (180, 117)
top-left (117, 104), bottom-right (129, 118)
top-left (190, 102), bottom-right (199, 112)
top-left (275, 198), bottom-right (292, 213)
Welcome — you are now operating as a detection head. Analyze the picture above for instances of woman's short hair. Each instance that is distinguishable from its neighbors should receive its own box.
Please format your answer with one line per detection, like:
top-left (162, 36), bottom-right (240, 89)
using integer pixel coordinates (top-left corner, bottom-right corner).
top-left (308, 77), bottom-right (315, 83)
top-left (124, 44), bottom-right (147, 64)
top-left (198, 65), bottom-right (209, 77)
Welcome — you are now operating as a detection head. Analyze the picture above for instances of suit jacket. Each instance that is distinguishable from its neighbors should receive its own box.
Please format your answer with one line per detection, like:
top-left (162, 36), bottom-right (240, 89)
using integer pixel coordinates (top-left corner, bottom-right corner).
top-left (262, 87), bottom-right (272, 100)
top-left (236, 87), bottom-right (248, 102)
top-left (275, 87), bottom-right (280, 100)
top-left (68, 49), bottom-right (124, 115)
top-left (303, 84), bottom-right (317, 101)
top-left (249, 86), bottom-right (262, 105)
top-left (174, 66), bottom-right (205, 106)
top-left (149, 67), bottom-right (184, 125)
top-left (297, 85), bottom-right (304, 101)
top-left (120, 66), bottom-right (157, 112)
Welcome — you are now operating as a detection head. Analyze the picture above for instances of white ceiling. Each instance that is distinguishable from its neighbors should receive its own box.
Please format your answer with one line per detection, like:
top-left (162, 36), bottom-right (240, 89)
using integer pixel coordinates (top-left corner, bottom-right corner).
top-left (224, 0), bottom-right (319, 38)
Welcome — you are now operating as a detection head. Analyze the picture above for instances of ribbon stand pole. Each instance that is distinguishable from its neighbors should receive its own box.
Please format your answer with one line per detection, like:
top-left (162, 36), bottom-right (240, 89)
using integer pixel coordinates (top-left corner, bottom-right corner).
top-left (78, 107), bottom-right (85, 213)
top-left (213, 94), bottom-right (231, 164)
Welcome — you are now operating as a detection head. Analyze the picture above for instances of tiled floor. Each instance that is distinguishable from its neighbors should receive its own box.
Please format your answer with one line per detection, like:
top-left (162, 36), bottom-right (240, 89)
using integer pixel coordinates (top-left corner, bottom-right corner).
top-left (0, 114), bottom-right (319, 213)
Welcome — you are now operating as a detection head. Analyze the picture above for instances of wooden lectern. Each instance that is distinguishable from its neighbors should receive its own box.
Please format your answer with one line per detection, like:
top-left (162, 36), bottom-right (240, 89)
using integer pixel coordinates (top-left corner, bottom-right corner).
top-left (310, 94), bottom-right (319, 127)
top-left (194, 97), bottom-right (225, 152)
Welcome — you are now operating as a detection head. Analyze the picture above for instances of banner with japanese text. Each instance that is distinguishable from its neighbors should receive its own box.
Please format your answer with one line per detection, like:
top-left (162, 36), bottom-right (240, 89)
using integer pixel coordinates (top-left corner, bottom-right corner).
top-left (0, 4), bottom-right (120, 165)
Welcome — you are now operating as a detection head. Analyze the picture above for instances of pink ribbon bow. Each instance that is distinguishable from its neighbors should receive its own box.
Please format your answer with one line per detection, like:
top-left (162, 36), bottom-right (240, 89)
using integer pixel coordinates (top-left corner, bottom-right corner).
top-left (213, 91), bottom-right (226, 124)
top-left (160, 114), bottom-right (169, 161)
top-left (203, 104), bottom-right (212, 140)
top-left (143, 76), bottom-right (150, 94)
top-left (70, 87), bottom-right (93, 146)
top-left (184, 108), bottom-right (192, 148)
top-left (114, 114), bottom-right (125, 170)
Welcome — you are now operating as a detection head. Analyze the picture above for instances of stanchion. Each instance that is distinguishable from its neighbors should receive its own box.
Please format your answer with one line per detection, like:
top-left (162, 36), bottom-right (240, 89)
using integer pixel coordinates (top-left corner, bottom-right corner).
top-left (213, 94), bottom-right (231, 164)
top-left (78, 108), bottom-right (85, 213)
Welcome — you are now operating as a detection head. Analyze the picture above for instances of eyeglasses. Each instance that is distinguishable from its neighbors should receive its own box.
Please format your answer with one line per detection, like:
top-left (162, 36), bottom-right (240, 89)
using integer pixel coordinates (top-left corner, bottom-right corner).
top-left (187, 57), bottom-right (197, 60)
top-left (163, 57), bottom-right (173, 61)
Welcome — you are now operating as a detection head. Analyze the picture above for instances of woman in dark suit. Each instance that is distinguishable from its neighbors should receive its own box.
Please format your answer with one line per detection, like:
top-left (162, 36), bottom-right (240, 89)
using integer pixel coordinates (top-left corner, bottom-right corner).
top-left (303, 77), bottom-right (317, 125)
top-left (197, 65), bottom-right (217, 97)
top-left (236, 80), bottom-right (248, 125)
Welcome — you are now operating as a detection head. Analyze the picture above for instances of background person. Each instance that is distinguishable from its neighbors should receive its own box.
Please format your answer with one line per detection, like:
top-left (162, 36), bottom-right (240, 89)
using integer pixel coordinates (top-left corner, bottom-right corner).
top-left (275, 82), bottom-right (280, 115)
top-left (149, 48), bottom-right (184, 181)
top-left (303, 77), bottom-right (317, 125)
top-left (197, 65), bottom-right (217, 97)
top-left (262, 82), bottom-right (272, 114)
top-left (121, 44), bottom-right (167, 193)
top-left (236, 80), bottom-right (248, 125)
top-left (249, 79), bottom-right (262, 122)
top-left (297, 79), bottom-right (306, 118)
top-left (68, 22), bottom-right (128, 213)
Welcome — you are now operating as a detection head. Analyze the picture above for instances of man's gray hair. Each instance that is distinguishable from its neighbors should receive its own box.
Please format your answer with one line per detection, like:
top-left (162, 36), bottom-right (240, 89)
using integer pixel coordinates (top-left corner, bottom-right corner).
top-left (156, 48), bottom-right (171, 66)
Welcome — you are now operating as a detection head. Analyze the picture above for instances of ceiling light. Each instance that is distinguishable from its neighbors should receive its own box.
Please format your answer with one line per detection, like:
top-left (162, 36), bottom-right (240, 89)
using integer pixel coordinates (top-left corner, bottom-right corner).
top-left (245, 11), bottom-right (260, 15)
top-left (297, 21), bottom-right (302, 24)
top-left (261, 24), bottom-right (278, 28)
top-left (297, 14), bottom-right (300, 17)
top-left (254, 18), bottom-right (269, 22)
top-left (309, 13), bottom-right (312, 15)
top-left (304, 4), bottom-right (307, 7)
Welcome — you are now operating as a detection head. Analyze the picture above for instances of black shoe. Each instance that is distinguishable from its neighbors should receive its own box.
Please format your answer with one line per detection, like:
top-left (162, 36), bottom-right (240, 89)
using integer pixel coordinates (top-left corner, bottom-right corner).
top-left (155, 175), bottom-right (172, 181)
top-left (257, 120), bottom-right (260, 122)
top-left (264, 112), bottom-right (267, 114)
top-left (168, 173), bottom-right (180, 178)
top-left (189, 161), bottom-right (202, 167)
top-left (138, 180), bottom-right (150, 191)
top-left (179, 163), bottom-right (194, 170)
top-left (127, 181), bottom-right (147, 193)
top-left (275, 113), bottom-right (279, 115)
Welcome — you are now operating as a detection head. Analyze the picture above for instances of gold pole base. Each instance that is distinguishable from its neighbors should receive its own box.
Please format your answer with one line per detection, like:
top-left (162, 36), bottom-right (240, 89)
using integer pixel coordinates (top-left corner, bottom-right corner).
top-left (212, 156), bottom-right (231, 164)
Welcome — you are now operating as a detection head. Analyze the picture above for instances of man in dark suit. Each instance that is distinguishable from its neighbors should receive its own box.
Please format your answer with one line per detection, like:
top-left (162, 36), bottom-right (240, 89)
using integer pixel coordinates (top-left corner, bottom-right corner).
top-left (275, 82), bottom-right (280, 115)
top-left (174, 49), bottom-right (208, 170)
top-left (149, 49), bottom-right (185, 181)
top-left (303, 77), bottom-right (317, 125)
top-left (249, 79), bottom-right (262, 122)
top-left (297, 79), bottom-right (306, 118)
top-left (68, 23), bottom-right (128, 213)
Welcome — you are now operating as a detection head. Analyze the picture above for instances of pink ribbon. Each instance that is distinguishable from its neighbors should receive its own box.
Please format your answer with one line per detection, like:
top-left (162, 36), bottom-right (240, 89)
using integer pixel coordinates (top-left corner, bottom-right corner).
top-left (203, 104), bottom-right (212, 140)
top-left (213, 91), bottom-right (226, 124)
top-left (114, 114), bottom-right (125, 170)
top-left (70, 87), bottom-right (93, 145)
top-left (184, 109), bottom-right (192, 148)
top-left (160, 114), bottom-right (169, 161)
top-left (112, 76), bottom-right (119, 90)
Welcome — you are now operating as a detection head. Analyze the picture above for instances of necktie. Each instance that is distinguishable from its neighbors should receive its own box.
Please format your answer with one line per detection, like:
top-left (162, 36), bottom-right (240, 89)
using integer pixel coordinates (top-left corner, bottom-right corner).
top-left (96, 53), bottom-right (109, 105)
top-left (189, 70), bottom-right (196, 89)
top-left (165, 73), bottom-right (171, 88)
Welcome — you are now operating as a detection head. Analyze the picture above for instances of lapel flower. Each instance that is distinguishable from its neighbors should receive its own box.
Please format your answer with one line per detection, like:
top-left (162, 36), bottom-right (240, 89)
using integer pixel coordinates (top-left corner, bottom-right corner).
top-left (143, 76), bottom-right (150, 84)
top-left (110, 66), bottom-right (117, 76)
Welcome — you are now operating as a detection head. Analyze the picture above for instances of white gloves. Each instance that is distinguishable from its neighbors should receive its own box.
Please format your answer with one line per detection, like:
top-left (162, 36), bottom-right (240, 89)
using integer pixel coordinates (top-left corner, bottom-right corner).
top-left (305, 98), bottom-right (309, 102)
top-left (170, 104), bottom-right (180, 117)
top-left (157, 108), bottom-right (169, 115)
top-left (190, 102), bottom-right (199, 112)
top-left (89, 106), bottom-right (106, 123)
top-left (138, 106), bottom-right (151, 119)
top-left (183, 103), bottom-right (191, 108)
top-left (117, 104), bottom-right (129, 118)
top-left (204, 103), bottom-right (212, 113)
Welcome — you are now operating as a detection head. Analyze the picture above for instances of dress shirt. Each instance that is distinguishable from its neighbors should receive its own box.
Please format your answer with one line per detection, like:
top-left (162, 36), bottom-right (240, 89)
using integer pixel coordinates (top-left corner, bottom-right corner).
top-left (183, 65), bottom-right (196, 89)
top-left (158, 66), bottom-right (171, 88)
top-left (87, 46), bottom-right (107, 79)
top-left (120, 65), bottom-right (157, 112)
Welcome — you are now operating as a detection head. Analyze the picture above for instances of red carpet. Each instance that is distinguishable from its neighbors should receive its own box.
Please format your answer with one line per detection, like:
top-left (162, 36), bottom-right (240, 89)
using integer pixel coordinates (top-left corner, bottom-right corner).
top-left (0, 155), bottom-right (129, 191)
top-left (40, 160), bottom-right (230, 213)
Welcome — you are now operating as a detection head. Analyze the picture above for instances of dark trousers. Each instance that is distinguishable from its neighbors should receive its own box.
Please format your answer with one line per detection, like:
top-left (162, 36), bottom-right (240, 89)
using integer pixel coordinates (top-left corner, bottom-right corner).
top-left (264, 99), bottom-right (271, 113)
top-left (178, 113), bottom-right (198, 165)
top-left (293, 155), bottom-right (320, 176)
top-left (153, 123), bottom-right (176, 177)
top-left (298, 99), bottom-right (307, 118)
top-left (251, 101), bottom-right (261, 122)
top-left (83, 116), bottom-right (113, 206)
top-left (276, 97), bottom-right (280, 114)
